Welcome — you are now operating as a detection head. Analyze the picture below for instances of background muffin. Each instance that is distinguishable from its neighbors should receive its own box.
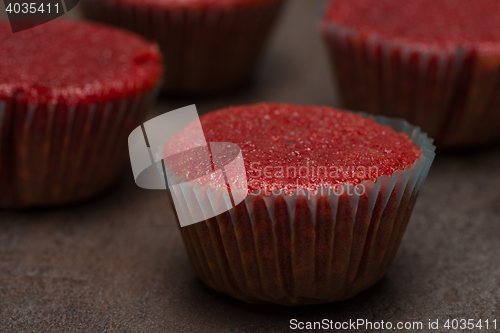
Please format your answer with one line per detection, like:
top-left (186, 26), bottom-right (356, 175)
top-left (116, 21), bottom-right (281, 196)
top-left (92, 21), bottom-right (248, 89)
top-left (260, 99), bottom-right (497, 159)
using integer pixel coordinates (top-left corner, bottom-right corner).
top-left (321, 0), bottom-right (500, 149)
top-left (81, 0), bottom-right (284, 95)
top-left (0, 20), bottom-right (163, 207)
top-left (164, 103), bottom-right (435, 305)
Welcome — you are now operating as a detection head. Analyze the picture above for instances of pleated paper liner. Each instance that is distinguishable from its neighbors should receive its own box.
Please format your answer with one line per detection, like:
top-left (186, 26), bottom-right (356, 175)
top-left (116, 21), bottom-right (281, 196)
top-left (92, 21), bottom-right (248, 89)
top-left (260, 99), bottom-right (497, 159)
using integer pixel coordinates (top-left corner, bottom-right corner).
top-left (169, 115), bottom-right (435, 305)
top-left (81, 0), bottom-right (284, 95)
top-left (320, 20), bottom-right (500, 149)
top-left (0, 88), bottom-right (158, 208)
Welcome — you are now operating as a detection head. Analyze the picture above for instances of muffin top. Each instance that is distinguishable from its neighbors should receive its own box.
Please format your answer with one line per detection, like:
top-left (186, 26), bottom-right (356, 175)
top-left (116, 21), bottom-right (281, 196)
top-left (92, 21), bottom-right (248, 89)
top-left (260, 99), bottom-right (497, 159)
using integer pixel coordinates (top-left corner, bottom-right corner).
top-left (165, 104), bottom-right (421, 196)
top-left (0, 20), bottom-right (163, 105)
top-left (324, 0), bottom-right (500, 53)
top-left (114, 0), bottom-right (277, 9)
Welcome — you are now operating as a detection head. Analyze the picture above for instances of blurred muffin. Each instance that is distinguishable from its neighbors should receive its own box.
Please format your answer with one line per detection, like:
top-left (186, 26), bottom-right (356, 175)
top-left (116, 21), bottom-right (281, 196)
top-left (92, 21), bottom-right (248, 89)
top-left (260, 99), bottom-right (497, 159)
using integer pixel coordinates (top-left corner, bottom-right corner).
top-left (0, 20), bottom-right (163, 207)
top-left (81, 0), bottom-right (284, 95)
top-left (321, 0), bottom-right (500, 149)
top-left (164, 103), bottom-right (435, 305)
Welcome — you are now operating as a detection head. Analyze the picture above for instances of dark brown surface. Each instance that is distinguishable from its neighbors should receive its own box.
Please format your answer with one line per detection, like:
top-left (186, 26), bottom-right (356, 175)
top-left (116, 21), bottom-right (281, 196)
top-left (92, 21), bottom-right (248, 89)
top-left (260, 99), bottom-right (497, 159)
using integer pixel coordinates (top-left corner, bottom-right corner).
top-left (1, 1), bottom-right (500, 332)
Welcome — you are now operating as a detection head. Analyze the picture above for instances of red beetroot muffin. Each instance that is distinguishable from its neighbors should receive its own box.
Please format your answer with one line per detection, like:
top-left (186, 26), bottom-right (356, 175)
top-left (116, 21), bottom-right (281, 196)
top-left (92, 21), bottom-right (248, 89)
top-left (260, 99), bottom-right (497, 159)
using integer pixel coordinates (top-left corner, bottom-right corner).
top-left (165, 103), bottom-right (435, 305)
top-left (0, 20), bottom-right (163, 207)
top-left (81, 0), bottom-right (284, 94)
top-left (321, 0), bottom-right (500, 149)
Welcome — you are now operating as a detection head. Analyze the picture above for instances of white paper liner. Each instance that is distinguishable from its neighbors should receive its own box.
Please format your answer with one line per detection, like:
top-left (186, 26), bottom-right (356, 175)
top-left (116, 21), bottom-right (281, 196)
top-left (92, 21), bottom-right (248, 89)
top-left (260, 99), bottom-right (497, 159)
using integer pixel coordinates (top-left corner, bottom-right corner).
top-left (175, 114), bottom-right (436, 305)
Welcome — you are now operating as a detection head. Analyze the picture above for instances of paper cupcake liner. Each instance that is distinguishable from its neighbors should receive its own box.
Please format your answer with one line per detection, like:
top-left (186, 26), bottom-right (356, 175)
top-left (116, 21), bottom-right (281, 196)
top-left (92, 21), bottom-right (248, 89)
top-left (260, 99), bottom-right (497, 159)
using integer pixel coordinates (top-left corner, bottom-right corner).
top-left (171, 115), bottom-right (435, 305)
top-left (0, 89), bottom-right (158, 208)
top-left (81, 0), bottom-right (284, 94)
top-left (320, 19), bottom-right (500, 149)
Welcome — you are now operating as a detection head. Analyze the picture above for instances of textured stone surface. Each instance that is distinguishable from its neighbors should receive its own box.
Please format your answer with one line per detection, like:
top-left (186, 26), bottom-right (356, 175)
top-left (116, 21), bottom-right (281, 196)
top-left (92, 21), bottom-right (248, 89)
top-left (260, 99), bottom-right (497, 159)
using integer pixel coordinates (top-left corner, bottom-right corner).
top-left (1, 0), bottom-right (500, 332)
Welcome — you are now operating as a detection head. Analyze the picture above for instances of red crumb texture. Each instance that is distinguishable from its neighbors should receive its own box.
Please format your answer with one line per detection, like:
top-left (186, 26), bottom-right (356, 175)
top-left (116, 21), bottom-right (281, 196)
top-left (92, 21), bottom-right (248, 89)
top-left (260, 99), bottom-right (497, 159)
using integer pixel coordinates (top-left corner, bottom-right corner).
top-left (198, 103), bottom-right (421, 195)
top-left (0, 20), bottom-right (163, 105)
top-left (325, 0), bottom-right (500, 52)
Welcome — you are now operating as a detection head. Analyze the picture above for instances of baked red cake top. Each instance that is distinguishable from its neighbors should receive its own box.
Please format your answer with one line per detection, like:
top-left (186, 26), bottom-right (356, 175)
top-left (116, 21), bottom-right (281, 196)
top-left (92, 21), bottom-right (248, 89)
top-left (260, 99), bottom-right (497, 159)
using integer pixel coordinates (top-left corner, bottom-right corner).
top-left (165, 104), bottom-right (421, 196)
top-left (115, 0), bottom-right (277, 9)
top-left (0, 20), bottom-right (163, 104)
top-left (324, 0), bottom-right (500, 52)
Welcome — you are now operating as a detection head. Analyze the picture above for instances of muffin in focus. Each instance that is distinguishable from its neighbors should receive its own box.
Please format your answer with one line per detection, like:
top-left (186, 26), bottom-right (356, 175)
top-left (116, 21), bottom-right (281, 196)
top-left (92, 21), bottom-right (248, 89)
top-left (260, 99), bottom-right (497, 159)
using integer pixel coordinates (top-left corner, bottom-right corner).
top-left (164, 103), bottom-right (435, 305)
top-left (0, 20), bottom-right (163, 207)
top-left (321, 0), bottom-right (500, 149)
top-left (81, 0), bottom-right (284, 95)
